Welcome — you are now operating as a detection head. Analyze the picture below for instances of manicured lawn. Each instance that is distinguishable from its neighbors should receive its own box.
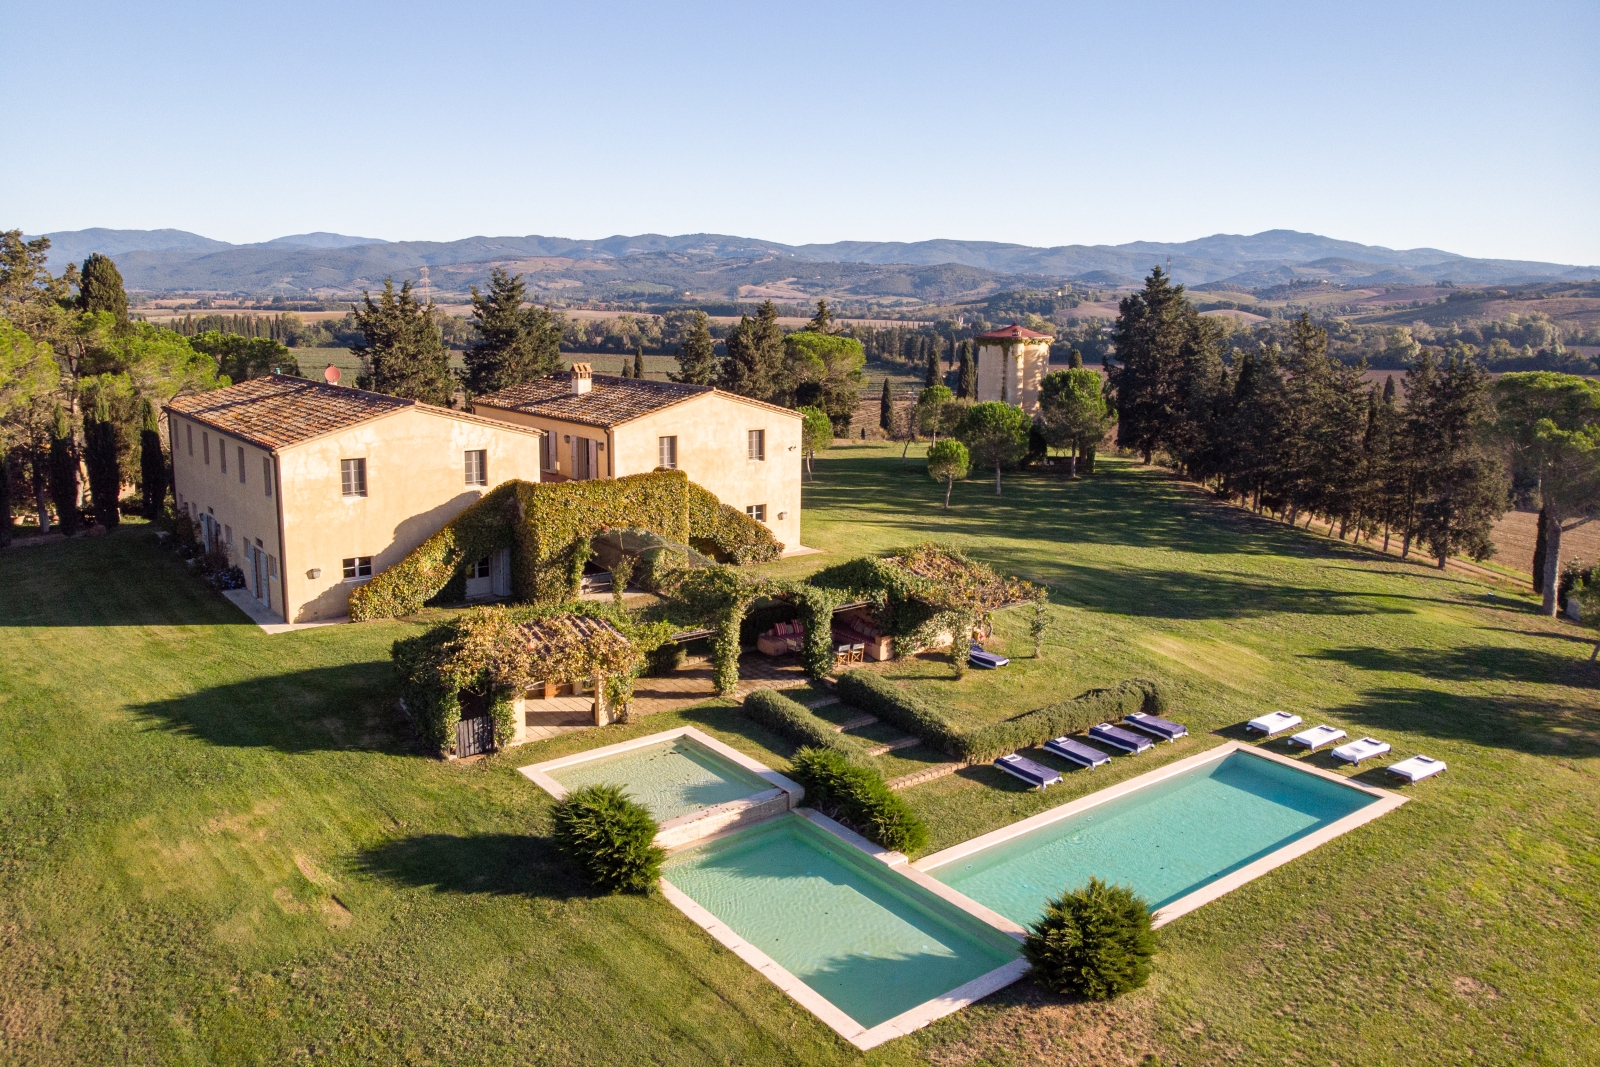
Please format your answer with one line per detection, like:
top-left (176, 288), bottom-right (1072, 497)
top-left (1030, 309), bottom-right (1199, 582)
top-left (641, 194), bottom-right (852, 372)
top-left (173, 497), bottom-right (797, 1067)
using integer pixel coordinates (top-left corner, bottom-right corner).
top-left (2, 445), bottom-right (1596, 1065)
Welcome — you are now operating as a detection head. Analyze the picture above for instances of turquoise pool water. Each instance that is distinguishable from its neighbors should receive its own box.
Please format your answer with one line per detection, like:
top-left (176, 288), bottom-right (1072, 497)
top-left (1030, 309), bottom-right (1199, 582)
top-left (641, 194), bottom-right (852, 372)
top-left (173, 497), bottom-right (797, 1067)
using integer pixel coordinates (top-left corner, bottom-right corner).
top-left (664, 814), bottom-right (1019, 1029)
top-left (550, 738), bottom-right (774, 822)
top-left (929, 751), bottom-right (1378, 924)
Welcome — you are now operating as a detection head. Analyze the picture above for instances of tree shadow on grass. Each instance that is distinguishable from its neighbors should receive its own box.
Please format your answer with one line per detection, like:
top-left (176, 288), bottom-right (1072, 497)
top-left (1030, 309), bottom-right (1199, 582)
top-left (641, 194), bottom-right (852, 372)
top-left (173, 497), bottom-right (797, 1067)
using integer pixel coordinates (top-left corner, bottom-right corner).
top-left (1310, 645), bottom-right (1598, 691)
top-left (1039, 563), bottom-right (1427, 621)
top-left (1328, 685), bottom-right (1600, 760)
top-left (131, 662), bottom-right (413, 754)
top-left (353, 832), bottom-right (588, 900)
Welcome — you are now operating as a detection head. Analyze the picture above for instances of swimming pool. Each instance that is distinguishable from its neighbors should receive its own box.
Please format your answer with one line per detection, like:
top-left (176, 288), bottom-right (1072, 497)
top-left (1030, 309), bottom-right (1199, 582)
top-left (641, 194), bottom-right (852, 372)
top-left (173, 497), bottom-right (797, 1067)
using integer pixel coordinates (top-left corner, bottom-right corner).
top-left (520, 727), bottom-right (802, 846)
top-left (916, 743), bottom-right (1403, 930)
top-left (662, 812), bottom-right (1025, 1049)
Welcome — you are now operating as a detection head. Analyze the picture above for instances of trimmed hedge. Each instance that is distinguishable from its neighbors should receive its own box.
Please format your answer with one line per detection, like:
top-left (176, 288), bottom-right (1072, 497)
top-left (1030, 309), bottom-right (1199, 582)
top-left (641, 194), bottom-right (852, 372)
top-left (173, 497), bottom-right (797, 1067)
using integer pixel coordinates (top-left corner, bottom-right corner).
top-left (834, 670), bottom-right (964, 754)
top-left (834, 671), bottom-right (1168, 763)
top-left (959, 679), bottom-right (1166, 763)
top-left (687, 479), bottom-right (783, 563)
top-left (788, 748), bottom-right (927, 854)
top-left (516, 471), bottom-right (692, 604)
top-left (742, 689), bottom-right (876, 763)
top-left (1023, 877), bottom-right (1156, 999)
top-left (551, 784), bottom-right (665, 894)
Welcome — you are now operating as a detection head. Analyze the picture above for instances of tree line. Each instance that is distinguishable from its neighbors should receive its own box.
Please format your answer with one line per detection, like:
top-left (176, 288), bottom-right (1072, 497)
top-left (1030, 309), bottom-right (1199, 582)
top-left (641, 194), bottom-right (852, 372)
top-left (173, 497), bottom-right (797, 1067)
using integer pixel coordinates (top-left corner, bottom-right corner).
top-left (1108, 268), bottom-right (1600, 615)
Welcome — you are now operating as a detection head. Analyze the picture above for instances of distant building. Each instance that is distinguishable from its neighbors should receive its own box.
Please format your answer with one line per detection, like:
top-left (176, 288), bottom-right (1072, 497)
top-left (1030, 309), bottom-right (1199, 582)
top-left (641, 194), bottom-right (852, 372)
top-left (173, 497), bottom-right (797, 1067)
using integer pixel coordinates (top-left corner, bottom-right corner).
top-left (470, 364), bottom-right (805, 552)
top-left (166, 376), bottom-right (544, 623)
top-left (974, 324), bottom-right (1052, 416)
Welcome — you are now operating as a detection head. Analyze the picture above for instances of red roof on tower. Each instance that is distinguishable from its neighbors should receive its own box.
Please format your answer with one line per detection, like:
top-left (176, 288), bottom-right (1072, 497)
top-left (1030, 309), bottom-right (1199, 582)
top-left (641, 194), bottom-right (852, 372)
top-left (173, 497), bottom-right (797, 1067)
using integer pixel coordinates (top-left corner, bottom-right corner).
top-left (974, 323), bottom-right (1051, 341)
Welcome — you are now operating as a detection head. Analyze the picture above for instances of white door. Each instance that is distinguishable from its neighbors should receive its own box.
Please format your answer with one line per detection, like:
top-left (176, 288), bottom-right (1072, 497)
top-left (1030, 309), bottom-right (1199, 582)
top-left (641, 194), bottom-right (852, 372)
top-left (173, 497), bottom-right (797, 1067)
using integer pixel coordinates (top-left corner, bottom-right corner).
top-left (491, 547), bottom-right (512, 597)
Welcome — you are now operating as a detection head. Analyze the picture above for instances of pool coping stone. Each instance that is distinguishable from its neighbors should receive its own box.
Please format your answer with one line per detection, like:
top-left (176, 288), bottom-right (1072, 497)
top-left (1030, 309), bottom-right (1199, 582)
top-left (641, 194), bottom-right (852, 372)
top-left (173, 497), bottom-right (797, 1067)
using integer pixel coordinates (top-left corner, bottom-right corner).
top-left (913, 740), bottom-right (1407, 931)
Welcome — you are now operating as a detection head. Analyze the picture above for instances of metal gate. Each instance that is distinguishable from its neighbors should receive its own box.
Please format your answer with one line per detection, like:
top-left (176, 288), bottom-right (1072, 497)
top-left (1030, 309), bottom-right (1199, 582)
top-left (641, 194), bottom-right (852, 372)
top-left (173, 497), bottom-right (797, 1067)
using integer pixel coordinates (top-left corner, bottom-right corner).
top-left (456, 714), bottom-right (494, 757)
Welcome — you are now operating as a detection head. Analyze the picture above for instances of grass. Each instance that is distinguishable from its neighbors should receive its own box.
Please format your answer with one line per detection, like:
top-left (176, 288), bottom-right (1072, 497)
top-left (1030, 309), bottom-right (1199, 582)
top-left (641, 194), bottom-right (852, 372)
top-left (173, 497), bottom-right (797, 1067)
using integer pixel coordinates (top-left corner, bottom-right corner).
top-left (2, 446), bottom-right (1597, 1065)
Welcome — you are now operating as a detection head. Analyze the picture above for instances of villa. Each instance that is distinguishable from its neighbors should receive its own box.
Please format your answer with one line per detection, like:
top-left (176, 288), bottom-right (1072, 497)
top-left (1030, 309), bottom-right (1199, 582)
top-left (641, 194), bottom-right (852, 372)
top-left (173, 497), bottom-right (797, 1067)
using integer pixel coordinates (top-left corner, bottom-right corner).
top-left (470, 363), bottom-right (804, 552)
top-left (165, 375), bottom-right (544, 624)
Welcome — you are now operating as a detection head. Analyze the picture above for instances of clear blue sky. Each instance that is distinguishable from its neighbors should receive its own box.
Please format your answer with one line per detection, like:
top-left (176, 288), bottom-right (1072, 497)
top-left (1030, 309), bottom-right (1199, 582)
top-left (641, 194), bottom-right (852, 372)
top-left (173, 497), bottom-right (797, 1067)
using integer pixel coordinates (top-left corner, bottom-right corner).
top-left (4, 0), bottom-right (1596, 263)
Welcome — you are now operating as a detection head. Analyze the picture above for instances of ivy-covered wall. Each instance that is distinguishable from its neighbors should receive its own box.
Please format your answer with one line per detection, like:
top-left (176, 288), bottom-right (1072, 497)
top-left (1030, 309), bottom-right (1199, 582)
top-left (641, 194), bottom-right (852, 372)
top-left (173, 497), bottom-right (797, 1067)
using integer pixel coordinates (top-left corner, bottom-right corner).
top-left (686, 480), bottom-right (783, 564)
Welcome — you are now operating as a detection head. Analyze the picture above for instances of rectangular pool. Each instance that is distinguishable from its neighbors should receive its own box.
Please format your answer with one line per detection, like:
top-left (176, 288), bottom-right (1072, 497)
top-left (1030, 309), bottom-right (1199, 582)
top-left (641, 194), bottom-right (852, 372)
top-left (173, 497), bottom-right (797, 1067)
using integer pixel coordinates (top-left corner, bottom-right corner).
top-left (662, 813), bottom-right (1023, 1048)
top-left (917, 744), bottom-right (1402, 929)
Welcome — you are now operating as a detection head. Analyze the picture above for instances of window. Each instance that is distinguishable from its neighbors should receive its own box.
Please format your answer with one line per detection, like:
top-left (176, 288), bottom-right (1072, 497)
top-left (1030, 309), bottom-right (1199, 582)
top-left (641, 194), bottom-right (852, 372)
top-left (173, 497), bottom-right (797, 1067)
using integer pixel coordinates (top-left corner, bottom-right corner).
top-left (237, 446), bottom-right (245, 483)
top-left (539, 431), bottom-right (554, 471)
top-left (464, 449), bottom-right (487, 486)
top-left (658, 435), bottom-right (677, 469)
top-left (219, 442), bottom-right (226, 475)
top-left (224, 525), bottom-right (232, 545)
top-left (342, 556), bottom-right (373, 580)
top-left (263, 456), bottom-right (272, 496)
top-left (747, 429), bottom-right (765, 461)
top-left (203, 433), bottom-right (210, 465)
top-left (186, 424), bottom-right (193, 456)
top-left (469, 556), bottom-right (491, 579)
top-left (746, 504), bottom-right (766, 522)
top-left (341, 458), bottom-right (367, 498)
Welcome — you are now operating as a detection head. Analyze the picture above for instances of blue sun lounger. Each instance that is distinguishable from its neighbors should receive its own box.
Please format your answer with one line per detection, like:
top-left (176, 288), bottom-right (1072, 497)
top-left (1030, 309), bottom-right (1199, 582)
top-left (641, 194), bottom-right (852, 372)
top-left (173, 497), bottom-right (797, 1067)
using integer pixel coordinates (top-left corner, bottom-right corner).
top-left (1123, 711), bottom-right (1188, 742)
top-left (1043, 736), bottom-right (1112, 769)
top-left (969, 646), bottom-right (1009, 669)
top-left (1088, 722), bottom-right (1154, 754)
top-left (994, 753), bottom-right (1063, 788)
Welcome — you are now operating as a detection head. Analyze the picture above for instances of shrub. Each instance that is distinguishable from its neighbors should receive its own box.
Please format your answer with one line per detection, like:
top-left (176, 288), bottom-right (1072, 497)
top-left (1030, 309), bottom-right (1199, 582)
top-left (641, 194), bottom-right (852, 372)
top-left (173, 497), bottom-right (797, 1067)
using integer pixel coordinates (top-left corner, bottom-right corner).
top-left (551, 784), bottom-right (665, 894)
top-left (957, 679), bottom-right (1167, 763)
top-left (788, 748), bottom-right (927, 853)
top-left (489, 693), bottom-right (517, 748)
top-left (1023, 877), bottom-right (1156, 999)
top-left (742, 689), bottom-right (876, 763)
top-left (835, 670), bottom-right (964, 754)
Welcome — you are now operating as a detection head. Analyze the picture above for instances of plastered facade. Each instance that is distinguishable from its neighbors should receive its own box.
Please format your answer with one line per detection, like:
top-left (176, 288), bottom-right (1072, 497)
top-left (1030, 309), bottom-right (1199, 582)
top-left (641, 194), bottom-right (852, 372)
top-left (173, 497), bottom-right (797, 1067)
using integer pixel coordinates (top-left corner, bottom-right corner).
top-left (975, 340), bottom-right (1051, 416)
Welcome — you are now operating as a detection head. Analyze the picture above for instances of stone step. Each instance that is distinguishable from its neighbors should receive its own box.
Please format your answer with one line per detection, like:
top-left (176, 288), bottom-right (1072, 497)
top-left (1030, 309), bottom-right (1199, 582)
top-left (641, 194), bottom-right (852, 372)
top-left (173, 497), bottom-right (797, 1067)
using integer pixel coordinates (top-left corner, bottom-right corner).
top-left (805, 695), bottom-right (842, 709)
top-left (865, 736), bottom-right (922, 756)
top-left (886, 762), bottom-right (968, 791)
top-left (834, 713), bottom-right (878, 732)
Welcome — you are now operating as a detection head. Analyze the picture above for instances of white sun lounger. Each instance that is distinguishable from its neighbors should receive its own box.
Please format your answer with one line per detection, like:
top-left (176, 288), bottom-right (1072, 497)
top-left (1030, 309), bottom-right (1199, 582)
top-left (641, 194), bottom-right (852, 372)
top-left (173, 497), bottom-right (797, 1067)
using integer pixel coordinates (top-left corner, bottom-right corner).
top-left (1331, 737), bottom-right (1390, 766)
top-left (1387, 755), bottom-right (1446, 782)
top-left (1247, 711), bottom-right (1302, 736)
top-left (1289, 724), bottom-right (1346, 752)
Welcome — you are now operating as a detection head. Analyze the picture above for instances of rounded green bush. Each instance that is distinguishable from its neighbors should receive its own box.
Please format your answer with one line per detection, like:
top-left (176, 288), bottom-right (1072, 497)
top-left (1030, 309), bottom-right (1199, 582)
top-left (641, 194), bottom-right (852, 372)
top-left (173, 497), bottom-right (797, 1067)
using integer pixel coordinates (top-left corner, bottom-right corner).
top-left (1023, 877), bottom-right (1156, 999)
top-left (551, 784), bottom-right (664, 894)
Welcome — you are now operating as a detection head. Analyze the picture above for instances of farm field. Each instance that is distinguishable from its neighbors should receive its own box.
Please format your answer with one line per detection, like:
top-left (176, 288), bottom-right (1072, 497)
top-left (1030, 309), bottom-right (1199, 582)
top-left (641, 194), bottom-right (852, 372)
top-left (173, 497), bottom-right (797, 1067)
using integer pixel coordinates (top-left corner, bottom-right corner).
top-left (1, 449), bottom-right (1597, 1065)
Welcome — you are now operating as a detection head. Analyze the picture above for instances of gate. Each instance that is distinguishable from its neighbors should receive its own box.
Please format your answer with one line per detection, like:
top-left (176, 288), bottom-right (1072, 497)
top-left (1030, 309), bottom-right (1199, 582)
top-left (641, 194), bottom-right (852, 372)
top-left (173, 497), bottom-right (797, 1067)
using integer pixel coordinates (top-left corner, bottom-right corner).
top-left (456, 714), bottom-right (494, 757)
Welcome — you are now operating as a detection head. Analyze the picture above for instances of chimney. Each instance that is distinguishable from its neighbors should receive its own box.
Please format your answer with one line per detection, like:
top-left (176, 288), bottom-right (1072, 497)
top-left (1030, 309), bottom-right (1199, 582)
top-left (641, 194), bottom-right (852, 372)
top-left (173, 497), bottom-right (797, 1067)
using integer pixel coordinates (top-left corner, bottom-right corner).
top-left (570, 362), bottom-right (592, 395)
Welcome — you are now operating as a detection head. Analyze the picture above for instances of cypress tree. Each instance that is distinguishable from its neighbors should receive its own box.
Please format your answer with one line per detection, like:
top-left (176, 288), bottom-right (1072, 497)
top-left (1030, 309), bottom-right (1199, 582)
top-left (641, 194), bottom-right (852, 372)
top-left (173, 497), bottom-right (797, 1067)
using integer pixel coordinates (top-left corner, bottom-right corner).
top-left (79, 252), bottom-right (129, 324)
top-left (1532, 504), bottom-right (1549, 594)
top-left (634, 344), bottom-right (645, 379)
top-left (1070, 348), bottom-right (1084, 369)
top-left (84, 390), bottom-right (121, 528)
top-left (924, 339), bottom-right (940, 388)
top-left (48, 404), bottom-right (80, 535)
top-left (352, 278), bottom-right (452, 404)
top-left (670, 310), bottom-right (719, 385)
top-left (957, 341), bottom-right (976, 398)
top-left (140, 398), bottom-right (166, 519)
top-left (719, 301), bottom-right (784, 401)
top-left (879, 378), bottom-right (893, 433)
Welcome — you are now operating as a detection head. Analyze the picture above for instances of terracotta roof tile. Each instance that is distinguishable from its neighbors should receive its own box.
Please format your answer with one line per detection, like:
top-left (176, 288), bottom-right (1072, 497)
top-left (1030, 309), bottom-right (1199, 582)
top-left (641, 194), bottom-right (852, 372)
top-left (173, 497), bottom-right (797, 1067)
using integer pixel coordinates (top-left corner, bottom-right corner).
top-left (165, 376), bottom-right (415, 450)
top-left (975, 323), bottom-right (1052, 341)
top-left (472, 373), bottom-right (798, 428)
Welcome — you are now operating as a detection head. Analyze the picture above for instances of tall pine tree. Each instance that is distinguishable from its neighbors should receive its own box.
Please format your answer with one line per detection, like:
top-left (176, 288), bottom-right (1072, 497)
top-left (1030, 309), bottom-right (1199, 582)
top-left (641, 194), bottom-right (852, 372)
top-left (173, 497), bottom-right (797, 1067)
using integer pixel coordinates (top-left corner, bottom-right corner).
top-left (463, 268), bottom-right (561, 396)
top-left (352, 278), bottom-right (452, 404)
top-left (719, 301), bottom-right (784, 401)
top-left (1109, 267), bottom-right (1191, 463)
top-left (1412, 347), bottom-right (1507, 567)
top-left (671, 310), bottom-right (719, 385)
top-left (79, 252), bottom-right (129, 325)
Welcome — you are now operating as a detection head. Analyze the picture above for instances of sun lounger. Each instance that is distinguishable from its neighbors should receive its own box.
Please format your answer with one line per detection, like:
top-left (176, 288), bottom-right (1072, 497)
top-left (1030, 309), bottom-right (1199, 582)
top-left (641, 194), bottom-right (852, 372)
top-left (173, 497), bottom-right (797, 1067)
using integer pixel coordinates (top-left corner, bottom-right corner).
top-left (1123, 711), bottom-right (1187, 742)
top-left (1044, 736), bottom-right (1112, 768)
top-left (1247, 711), bottom-right (1302, 736)
top-left (969, 647), bottom-right (1009, 669)
top-left (1387, 755), bottom-right (1446, 782)
top-left (994, 753), bottom-right (1063, 788)
top-left (1088, 722), bottom-right (1154, 754)
top-left (1330, 736), bottom-right (1390, 766)
top-left (1289, 724), bottom-right (1347, 752)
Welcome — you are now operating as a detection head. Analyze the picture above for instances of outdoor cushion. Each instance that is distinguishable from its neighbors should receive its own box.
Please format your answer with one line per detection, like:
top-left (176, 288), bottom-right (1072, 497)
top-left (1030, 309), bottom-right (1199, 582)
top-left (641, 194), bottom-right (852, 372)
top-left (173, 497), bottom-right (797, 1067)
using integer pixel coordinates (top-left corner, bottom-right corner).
top-left (1331, 737), bottom-right (1391, 765)
top-left (1044, 736), bottom-right (1112, 768)
top-left (1387, 755), bottom-right (1446, 782)
top-left (1088, 722), bottom-right (1154, 754)
top-left (994, 754), bottom-right (1062, 788)
top-left (969, 648), bottom-right (1009, 669)
top-left (1290, 724), bottom-right (1347, 751)
top-left (1247, 711), bottom-right (1303, 735)
top-left (1123, 711), bottom-right (1187, 741)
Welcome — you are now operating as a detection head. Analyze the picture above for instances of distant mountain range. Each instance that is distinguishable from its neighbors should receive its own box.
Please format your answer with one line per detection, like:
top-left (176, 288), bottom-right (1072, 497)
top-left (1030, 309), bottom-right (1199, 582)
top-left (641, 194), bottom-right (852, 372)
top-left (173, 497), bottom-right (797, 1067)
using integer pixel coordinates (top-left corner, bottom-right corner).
top-left (25, 227), bottom-right (1600, 302)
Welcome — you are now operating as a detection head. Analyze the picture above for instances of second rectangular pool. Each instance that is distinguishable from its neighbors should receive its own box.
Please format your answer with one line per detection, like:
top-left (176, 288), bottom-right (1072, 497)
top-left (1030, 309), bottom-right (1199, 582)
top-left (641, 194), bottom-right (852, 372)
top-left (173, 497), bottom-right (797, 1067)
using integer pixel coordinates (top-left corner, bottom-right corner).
top-left (918, 745), bottom-right (1400, 928)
